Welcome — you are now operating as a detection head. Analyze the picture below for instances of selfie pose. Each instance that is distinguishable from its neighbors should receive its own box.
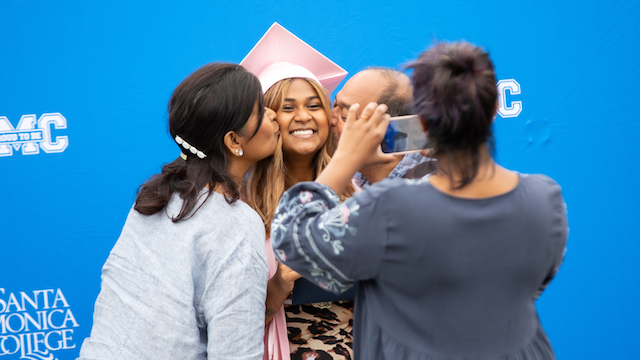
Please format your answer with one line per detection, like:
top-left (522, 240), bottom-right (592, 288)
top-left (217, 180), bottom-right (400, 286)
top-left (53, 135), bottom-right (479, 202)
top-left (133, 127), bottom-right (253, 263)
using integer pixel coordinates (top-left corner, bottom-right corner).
top-left (271, 41), bottom-right (568, 359)
top-left (242, 23), bottom-right (355, 360)
top-left (78, 63), bottom-right (280, 360)
top-left (331, 68), bottom-right (434, 187)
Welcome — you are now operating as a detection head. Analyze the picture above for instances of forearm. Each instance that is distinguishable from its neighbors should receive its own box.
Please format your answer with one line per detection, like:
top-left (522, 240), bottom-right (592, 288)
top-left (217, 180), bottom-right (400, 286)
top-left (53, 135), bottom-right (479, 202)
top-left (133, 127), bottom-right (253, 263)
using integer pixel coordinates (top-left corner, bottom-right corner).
top-left (315, 153), bottom-right (360, 196)
top-left (265, 275), bottom-right (292, 324)
top-left (271, 183), bottom-right (359, 294)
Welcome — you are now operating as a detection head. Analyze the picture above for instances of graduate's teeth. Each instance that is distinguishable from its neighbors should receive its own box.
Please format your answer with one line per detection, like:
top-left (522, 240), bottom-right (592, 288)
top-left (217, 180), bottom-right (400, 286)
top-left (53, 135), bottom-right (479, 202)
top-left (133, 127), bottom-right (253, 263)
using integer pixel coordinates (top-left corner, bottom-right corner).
top-left (291, 130), bottom-right (314, 136)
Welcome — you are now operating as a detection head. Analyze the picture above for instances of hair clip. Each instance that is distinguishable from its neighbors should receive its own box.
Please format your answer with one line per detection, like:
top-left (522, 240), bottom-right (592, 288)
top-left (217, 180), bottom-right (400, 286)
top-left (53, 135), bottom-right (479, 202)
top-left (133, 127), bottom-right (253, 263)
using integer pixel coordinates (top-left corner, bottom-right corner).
top-left (180, 152), bottom-right (188, 160)
top-left (175, 135), bottom-right (207, 159)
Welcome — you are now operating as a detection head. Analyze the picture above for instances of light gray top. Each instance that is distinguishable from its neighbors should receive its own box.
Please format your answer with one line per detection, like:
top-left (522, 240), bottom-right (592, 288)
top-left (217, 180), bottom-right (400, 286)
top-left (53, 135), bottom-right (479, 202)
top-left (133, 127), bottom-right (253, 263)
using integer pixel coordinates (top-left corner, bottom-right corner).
top-left (271, 174), bottom-right (567, 359)
top-left (79, 191), bottom-right (268, 360)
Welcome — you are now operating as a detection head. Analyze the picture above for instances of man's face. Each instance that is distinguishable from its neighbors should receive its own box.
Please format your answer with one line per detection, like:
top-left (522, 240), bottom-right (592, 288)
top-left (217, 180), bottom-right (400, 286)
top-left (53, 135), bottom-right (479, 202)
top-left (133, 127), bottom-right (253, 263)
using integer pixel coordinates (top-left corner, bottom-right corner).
top-left (332, 70), bottom-right (387, 139)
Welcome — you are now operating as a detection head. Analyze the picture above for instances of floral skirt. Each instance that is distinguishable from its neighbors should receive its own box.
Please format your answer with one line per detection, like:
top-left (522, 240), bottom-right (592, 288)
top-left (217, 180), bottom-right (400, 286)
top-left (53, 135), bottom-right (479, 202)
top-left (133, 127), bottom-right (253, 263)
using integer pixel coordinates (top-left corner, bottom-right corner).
top-left (285, 300), bottom-right (354, 360)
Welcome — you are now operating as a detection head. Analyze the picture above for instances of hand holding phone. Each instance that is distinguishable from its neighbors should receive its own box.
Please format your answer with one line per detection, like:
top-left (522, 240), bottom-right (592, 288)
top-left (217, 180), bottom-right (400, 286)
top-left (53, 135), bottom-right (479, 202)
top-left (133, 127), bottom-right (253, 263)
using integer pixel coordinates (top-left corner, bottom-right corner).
top-left (381, 115), bottom-right (431, 154)
top-left (317, 102), bottom-right (396, 196)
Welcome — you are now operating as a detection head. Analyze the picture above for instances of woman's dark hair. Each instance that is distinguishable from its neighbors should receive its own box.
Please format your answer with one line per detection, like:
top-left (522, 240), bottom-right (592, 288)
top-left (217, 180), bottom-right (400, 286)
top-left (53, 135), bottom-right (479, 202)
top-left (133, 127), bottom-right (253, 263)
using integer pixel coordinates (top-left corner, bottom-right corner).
top-left (407, 41), bottom-right (498, 189)
top-left (134, 63), bottom-right (265, 222)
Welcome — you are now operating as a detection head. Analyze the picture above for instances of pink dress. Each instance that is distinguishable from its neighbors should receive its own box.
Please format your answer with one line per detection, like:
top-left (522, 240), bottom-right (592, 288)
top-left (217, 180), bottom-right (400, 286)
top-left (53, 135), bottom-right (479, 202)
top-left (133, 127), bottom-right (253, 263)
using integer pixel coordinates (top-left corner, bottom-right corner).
top-left (263, 237), bottom-right (291, 360)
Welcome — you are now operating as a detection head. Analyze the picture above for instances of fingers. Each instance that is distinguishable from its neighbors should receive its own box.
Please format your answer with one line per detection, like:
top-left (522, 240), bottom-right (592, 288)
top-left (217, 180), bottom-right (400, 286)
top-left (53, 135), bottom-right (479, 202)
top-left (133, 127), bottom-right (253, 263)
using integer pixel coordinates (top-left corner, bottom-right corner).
top-left (359, 102), bottom-right (390, 137)
top-left (375, 151), bottom-right (399, 165)
top-left (347, 102), bottom-right (389, 125)
top-left (358, 103), bottom-right (374, 120)
top-left (371, 103), bottom-right (388, 124)
top-left (357, 102), bottom-right (388, 123)
top-left (343, 102), bottom-right (390, 151)
top-left (346, 103), bottom-right (360, 123)
top-left (377, 113), bottom-right (391, 137)
top-left (419, 148), bottom-right (433, 158)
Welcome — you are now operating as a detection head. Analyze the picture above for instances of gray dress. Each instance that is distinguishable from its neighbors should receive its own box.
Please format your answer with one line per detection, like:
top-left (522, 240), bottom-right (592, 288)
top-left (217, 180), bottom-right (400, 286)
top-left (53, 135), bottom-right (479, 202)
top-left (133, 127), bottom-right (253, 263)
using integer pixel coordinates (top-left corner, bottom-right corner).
top-left (271, 174), bottom-right (567, 359)
top-left (79, 191), bottom-right (268, 360)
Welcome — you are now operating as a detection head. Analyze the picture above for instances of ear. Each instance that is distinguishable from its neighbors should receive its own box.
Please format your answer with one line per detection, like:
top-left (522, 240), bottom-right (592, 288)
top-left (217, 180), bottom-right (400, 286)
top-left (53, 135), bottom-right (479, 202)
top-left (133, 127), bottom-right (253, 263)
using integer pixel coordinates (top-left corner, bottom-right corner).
top-left (330, 106), bottom-right (338, 127)
top-left (223, 130), bottom-right (243, 156)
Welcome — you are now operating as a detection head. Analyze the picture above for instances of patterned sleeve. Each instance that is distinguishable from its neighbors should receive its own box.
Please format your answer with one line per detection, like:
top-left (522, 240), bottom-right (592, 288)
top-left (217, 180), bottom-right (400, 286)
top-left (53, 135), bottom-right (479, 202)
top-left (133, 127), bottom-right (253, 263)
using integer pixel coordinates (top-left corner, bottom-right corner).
top-left (271, 181), bottom-right (389, 294)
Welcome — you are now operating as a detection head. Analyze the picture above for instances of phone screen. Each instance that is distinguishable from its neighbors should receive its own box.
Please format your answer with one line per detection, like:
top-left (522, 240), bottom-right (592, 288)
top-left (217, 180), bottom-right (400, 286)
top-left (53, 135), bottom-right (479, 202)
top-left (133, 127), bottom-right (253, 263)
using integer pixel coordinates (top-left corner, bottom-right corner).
top-left (381, 115), bottom-right (431, 154)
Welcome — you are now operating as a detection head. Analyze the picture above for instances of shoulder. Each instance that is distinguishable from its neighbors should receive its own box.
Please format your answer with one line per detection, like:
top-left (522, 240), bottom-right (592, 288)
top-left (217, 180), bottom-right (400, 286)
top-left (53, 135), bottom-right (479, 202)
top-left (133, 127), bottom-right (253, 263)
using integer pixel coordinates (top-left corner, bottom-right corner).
top-left (190, 192), bottom-right (263, 226)
top-left (164, 192), bottom-right (265, 254)
top-left (519, 173), bottom-right (564, 199)
top-left (517, 173), bottom-right (567, 218)
top-left (520, 173), bottom-right (560, 187)
top-left (352, 176), bottom-right (430, 208)
top-left (201, 194), bottom-right (264, 235)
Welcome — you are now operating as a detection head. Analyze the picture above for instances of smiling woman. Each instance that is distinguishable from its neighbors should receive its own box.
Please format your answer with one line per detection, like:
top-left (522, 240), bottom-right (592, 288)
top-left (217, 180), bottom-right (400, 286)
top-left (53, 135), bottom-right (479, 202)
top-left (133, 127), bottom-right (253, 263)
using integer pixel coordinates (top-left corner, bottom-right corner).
top-left (245, 76), bottom-right (353, 235)
top-left (277, 79), bottom-right (330, 159)
top-left (270, 78), bottom-right (332, 179)
top-left (245, 76), bottom-right (355, 360)
top-left (240, 22), bottom-right (355, 360)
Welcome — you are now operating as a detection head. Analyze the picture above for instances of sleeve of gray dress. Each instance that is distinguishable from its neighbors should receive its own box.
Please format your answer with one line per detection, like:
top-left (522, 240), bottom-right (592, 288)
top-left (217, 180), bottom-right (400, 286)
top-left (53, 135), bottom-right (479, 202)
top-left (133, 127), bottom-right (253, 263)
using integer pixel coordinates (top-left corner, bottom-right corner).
top-left (271, 181), bottom-right (389, 294)
top-left (535, 177), bottom-right (569, 299)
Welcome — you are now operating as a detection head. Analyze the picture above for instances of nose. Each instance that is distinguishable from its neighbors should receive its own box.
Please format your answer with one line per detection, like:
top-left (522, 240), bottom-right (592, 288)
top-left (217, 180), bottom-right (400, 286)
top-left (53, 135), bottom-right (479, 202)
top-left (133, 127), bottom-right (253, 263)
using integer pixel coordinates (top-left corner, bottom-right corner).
top-left (264, 107), bottom-right (279, 132)
top-left (294, 109), bottom-right (312, 122)
top-left (265, 107), bottom-right (276, 121)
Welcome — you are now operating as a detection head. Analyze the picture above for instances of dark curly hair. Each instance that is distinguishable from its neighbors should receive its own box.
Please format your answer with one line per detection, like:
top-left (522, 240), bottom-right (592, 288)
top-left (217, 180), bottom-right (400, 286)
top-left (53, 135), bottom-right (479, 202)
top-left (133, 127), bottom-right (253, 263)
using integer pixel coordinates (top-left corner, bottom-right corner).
top-left (407, 41), bottom-right (497, 189)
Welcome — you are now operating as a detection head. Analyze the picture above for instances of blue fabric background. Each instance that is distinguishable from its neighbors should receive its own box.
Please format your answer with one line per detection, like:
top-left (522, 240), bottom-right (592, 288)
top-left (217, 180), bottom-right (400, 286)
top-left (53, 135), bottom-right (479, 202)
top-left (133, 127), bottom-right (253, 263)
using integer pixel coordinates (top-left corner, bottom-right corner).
top-left (1, 1), bottom-right (638, 358)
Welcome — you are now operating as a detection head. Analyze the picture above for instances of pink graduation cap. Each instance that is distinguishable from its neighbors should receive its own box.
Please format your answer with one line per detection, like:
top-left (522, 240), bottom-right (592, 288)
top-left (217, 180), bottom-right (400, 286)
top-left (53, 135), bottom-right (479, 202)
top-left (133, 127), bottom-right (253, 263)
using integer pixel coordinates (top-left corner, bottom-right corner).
top-left (240, 22), bottom-right (347, 94)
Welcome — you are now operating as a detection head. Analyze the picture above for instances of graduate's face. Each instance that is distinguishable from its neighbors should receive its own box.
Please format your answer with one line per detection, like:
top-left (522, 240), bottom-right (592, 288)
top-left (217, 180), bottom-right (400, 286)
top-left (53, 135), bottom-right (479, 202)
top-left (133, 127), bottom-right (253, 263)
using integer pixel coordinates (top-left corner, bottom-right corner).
top-left (276, 79), bottom-right (330, 158)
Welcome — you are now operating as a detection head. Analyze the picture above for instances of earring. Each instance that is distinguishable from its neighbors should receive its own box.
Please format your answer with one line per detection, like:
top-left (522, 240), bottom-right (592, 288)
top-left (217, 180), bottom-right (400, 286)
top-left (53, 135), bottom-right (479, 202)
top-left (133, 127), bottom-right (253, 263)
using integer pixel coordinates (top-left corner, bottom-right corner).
top-left (235, 148), bottom-right (243, 156)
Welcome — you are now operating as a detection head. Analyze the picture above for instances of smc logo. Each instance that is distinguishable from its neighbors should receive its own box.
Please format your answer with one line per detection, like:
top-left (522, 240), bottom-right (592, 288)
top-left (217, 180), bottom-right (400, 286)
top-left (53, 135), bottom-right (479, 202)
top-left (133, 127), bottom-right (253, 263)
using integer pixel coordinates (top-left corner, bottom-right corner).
top-left (497, 79), bottom-right (522, 118)
top-left (0, 113), bottom-right (69, 157)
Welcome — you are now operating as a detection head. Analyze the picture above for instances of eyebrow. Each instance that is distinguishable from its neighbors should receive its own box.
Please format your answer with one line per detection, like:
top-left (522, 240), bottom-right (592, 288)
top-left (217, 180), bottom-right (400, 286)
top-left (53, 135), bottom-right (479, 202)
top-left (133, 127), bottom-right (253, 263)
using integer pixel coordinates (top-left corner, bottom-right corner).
top-left (283, 96), bottom-right (320, 102)
top-left (339, 101), bottom-right (351, 110)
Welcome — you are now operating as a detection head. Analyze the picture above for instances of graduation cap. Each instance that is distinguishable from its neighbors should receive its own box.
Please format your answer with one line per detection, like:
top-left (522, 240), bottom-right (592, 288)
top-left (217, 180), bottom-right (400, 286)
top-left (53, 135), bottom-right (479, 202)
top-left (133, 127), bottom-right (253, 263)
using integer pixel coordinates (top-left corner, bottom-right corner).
top-left (240, 22), bottom-right (347, 94)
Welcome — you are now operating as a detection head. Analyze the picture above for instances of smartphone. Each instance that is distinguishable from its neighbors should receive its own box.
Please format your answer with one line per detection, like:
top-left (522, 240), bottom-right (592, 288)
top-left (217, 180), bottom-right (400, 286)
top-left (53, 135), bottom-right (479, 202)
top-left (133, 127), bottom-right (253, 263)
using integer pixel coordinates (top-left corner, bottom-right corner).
top-left (381, 115), bottom-right (431, 154)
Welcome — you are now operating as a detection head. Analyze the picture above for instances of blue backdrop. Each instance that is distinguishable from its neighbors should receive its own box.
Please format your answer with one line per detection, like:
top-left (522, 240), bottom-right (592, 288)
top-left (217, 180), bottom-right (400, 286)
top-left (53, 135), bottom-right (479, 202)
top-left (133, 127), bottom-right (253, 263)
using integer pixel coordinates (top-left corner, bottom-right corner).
top-left (1, 1), bottom-right (639, 359)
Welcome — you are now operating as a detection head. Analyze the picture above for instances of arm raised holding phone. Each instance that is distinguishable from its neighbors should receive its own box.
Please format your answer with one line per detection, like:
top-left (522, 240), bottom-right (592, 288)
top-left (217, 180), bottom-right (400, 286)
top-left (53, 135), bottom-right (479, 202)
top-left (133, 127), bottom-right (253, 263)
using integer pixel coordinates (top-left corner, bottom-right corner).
top-left (316, 102), bottom-right (396, 195)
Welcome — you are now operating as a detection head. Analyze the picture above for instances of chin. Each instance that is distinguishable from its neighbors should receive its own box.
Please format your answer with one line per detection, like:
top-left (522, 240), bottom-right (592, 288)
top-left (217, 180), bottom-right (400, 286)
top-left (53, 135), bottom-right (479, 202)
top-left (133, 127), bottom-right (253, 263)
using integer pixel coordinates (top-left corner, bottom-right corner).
top-left (285, 146), bottom-right (321, 158)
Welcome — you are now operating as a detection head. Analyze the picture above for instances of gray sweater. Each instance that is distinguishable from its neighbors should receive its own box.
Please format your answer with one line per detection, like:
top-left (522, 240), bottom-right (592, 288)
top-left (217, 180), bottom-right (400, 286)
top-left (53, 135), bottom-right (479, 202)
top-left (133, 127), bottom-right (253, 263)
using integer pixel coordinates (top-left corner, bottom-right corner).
top-left (79, 191), bottom-right (268, 360)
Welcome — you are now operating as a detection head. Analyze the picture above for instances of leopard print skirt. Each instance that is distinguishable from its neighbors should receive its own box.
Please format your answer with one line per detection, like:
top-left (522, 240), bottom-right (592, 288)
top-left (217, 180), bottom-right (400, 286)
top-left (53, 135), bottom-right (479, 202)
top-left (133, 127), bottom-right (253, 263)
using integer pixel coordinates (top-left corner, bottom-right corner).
top-left (285, 300), bottom-right (354, 360)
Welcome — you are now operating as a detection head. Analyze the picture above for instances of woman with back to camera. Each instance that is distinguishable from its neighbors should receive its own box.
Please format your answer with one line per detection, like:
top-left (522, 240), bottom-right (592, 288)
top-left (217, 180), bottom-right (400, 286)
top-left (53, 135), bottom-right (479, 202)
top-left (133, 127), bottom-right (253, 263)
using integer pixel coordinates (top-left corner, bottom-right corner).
top-left (78, 63), bottom-right (280, 360)
top-left (270, 41), bottom-right (568, 359)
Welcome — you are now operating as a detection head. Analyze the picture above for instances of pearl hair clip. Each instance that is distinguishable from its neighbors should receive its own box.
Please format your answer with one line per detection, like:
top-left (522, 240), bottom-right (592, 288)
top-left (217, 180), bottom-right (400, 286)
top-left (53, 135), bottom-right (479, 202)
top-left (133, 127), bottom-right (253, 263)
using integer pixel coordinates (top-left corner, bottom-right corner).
top-left (175, 135), bottom-right (207, 159)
